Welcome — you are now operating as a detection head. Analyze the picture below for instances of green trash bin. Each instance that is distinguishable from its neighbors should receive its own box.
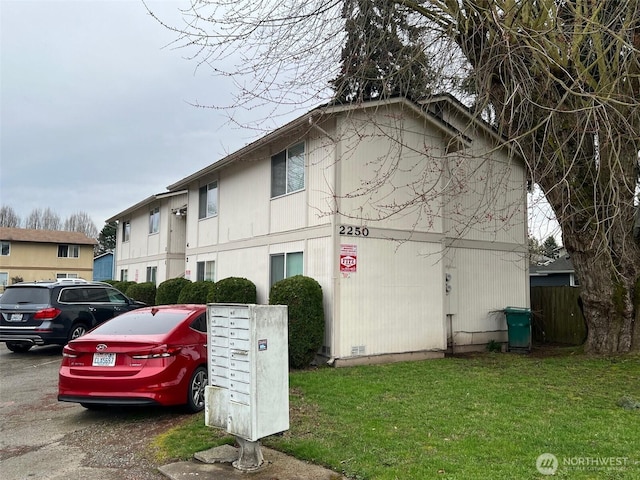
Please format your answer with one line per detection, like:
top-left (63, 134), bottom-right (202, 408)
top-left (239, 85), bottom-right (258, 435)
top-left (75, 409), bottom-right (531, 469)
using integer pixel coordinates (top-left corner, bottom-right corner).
top-left (504, 307), bottom-right (531, 352)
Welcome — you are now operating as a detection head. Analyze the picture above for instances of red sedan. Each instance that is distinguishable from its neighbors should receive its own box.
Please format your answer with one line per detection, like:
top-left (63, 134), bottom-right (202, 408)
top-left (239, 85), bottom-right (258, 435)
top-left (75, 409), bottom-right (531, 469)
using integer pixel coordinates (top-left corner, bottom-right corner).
top-left (58, 304), bottom-right (208, 412)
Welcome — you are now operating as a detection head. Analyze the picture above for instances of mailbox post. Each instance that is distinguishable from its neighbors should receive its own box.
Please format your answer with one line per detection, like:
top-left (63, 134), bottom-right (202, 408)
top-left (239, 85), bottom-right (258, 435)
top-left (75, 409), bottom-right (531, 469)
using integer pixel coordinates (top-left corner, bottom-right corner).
top-left (204, 304), bottom-right (289, 471)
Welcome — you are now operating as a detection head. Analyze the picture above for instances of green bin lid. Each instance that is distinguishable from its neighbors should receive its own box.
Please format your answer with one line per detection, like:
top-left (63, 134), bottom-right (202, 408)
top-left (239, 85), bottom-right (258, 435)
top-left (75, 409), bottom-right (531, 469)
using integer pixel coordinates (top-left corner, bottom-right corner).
top-left (504, 307), bottom-right (531, 313)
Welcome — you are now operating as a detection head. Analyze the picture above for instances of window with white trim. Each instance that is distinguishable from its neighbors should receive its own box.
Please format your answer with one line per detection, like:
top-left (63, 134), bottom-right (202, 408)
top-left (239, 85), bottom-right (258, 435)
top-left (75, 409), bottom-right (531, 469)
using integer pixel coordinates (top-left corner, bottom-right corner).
top-left (0, 272), bottom-right (8, 290)
top-left (122, 221), bottom-right (130, 242)
top-left (199, 181), bottom-right (218, 219)
top-left (149, 207), bottom-right (160, 234)
top-left (196, 261), bottom-right (215, 281)
top-left (271, 143), bottom-right (305, 198)
top-left (56, 273), bottom-right (78, 279)
top-left (120, 269), bottom-right (128, 281)
top-left (146, 266), bottom-right (157, 283)
top-left (58, 245), bottom-right (79, 258)
top-left (1, 241), bottom-right (10, 256)
top-left (270, 252), bottom-right (303, 286)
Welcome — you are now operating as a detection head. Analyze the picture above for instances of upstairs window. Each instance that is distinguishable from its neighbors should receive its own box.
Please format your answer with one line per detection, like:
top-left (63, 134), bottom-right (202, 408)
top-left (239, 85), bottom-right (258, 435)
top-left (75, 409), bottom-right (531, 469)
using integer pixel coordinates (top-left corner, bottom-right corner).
top-left (149, 207), bottom-right (160, 234)
top-left (1, 241), bottom-right (9, 256)
top-left (122, 221), bottom-right (130, 242)
top-left (58, 245), bottom-right (79, 258)
top-left (271, 143), bottom-right (305, 198)
top-left (199, 181), bottom-right (218, 219)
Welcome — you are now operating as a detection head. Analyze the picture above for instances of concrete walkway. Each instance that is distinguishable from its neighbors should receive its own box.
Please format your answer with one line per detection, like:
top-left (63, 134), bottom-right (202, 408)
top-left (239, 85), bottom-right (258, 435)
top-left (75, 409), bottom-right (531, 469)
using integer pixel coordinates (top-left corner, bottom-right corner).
top-left (159, 444), bottom-right (347, 480)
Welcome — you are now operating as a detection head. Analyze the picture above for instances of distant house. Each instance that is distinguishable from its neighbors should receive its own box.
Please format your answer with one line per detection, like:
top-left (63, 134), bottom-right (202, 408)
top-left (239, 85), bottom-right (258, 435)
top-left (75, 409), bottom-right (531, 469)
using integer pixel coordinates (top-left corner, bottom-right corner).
top-left (109, 96), bottom-right (530, 364)
top-left (530, 255), bottom-right (578, 287)
top-left (93, 252), bottom-right (114, 281)
top-left (0, 227), bottom-right (97, 289)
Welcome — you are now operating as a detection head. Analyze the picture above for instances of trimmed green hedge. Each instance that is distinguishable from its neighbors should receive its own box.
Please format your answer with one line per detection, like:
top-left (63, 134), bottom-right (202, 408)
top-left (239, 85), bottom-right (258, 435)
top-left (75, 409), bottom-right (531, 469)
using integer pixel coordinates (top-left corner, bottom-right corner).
top-left (177, 281), bottom-right (215, 304)
top-left (125, 282), bottom-right (156, 306)
top-left (211, 277), bottom-right (257, 304)
top-left (155, 277), bottom-right (192, 305)
top-left (113, 281), bottom-right (136, 296)
top-left (269, 275), bottom-right (324, 369)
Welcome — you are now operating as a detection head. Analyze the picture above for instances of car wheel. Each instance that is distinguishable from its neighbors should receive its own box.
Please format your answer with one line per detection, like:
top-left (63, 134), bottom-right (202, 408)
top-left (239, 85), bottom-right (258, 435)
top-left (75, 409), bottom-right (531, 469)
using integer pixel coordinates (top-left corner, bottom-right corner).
top-left (186, 366), bottom-right (207, 413)
top-left (5, 342), bottom-right (32, 353)
top-left (68, 323), bottom-right (88, 341)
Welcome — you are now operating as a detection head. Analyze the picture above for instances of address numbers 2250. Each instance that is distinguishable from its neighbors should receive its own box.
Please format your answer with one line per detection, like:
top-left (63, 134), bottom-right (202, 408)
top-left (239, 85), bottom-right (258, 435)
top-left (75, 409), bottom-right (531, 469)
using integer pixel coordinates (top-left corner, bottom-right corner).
top-left (339, 225), bottom-right (369, 237)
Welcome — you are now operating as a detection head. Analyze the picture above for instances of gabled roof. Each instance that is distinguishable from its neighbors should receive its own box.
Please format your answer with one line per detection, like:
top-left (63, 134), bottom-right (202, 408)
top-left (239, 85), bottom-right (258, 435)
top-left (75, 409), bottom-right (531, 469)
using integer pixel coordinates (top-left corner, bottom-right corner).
top-left (167, 95), bottom-right (519, 191)
top-left (93, 251), bottom-right (114, 260)
top-left (0, 227), bottom-right (97, 245)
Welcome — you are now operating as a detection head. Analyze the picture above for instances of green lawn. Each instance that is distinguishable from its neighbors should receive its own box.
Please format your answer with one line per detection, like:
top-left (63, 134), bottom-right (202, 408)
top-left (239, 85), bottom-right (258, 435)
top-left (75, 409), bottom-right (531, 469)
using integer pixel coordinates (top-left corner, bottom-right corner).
top-left (152, 349), bottom-right (640, 479)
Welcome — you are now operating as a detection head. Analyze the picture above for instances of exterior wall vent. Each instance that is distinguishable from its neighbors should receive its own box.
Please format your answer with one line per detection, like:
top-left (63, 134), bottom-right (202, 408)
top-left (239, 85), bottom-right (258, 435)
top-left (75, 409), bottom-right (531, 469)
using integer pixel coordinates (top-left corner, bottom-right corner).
top-left (351, 345), bottom-right (366, 356)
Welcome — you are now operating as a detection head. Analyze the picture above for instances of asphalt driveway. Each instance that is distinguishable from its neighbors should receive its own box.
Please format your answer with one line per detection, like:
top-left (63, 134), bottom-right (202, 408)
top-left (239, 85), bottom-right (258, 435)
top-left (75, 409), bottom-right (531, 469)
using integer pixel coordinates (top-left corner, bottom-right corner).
top-left (0, 343), bottom-right (187, 480)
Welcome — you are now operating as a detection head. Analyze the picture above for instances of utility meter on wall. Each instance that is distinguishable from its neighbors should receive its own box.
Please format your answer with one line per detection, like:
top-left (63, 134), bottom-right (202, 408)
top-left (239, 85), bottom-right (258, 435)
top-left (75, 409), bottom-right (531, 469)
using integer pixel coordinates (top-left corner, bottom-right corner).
top-left (204, 304), bottom-right (289, 443)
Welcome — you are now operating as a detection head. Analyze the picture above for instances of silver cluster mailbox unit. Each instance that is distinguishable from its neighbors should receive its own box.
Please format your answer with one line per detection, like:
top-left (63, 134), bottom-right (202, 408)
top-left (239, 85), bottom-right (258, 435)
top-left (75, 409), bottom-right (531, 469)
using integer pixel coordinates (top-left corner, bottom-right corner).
top-left (204, 304), bottom-right (289, 470)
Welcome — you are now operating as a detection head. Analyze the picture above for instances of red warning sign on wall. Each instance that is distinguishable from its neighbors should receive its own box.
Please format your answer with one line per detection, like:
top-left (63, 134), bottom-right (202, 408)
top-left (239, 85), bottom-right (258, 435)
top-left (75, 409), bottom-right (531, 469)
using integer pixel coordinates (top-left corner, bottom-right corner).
top-left (340, 244), bottom-right (357, 273)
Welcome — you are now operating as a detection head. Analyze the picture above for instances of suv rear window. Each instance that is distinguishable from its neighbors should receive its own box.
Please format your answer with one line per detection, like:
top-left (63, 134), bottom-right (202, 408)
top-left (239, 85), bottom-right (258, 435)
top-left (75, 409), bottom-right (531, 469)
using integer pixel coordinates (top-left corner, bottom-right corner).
top-left (59, 287), bottom-right (110, 303)
top-left (0, 287), bottom-right (50, 305)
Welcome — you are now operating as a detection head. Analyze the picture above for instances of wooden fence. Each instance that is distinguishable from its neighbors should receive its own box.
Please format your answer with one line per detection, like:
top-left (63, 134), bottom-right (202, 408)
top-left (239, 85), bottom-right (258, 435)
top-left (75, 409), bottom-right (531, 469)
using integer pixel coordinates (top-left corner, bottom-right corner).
top-left (530, 286), bottom-right (587, 345)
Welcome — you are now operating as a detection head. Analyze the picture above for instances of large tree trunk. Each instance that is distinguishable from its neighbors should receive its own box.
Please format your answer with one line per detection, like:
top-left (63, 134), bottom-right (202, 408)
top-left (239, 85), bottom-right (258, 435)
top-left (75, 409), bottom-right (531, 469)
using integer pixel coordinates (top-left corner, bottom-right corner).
top-left (561, 226), bottom-right (640, 354)
top-left (541, 147), bottom-right (640, 354)
top-left (451, 1), bottom-right (640, 354)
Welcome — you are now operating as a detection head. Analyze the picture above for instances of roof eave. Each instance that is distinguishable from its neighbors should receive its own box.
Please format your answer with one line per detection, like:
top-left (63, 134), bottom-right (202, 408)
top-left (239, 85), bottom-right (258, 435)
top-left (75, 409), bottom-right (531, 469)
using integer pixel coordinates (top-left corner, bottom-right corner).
top-left (106, 190), bottom-right (188, 222)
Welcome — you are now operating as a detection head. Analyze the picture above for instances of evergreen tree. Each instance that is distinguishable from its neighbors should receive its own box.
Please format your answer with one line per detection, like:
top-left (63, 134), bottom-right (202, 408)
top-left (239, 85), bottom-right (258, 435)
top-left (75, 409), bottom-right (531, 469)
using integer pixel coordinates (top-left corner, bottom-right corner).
top-left (331, 0), bottom-right (434, 103)
top-left (97, 221), bottom-right (117, 254)
top-left (542, 236), bottom-right (560, 259)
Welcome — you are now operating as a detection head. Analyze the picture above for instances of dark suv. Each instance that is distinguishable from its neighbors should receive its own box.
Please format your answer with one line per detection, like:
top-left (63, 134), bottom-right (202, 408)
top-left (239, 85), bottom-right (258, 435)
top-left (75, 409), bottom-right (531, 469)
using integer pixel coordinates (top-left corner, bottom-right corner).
top-left (0, 279), bottom-right (145, 353)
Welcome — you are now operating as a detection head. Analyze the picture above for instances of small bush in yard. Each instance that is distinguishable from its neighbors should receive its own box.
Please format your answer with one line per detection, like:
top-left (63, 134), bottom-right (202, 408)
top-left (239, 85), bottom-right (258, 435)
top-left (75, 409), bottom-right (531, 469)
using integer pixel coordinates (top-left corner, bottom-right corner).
top-left (210, 277), bottom-right (257, 304)
top-left (269, 275), bottom-right (324, 369)
top-left (155, 277), bottom-right (192, 305)
top-left (178, 281), bottom-right (215, 304)
top-left (125, 282), bottom-right (156, 305)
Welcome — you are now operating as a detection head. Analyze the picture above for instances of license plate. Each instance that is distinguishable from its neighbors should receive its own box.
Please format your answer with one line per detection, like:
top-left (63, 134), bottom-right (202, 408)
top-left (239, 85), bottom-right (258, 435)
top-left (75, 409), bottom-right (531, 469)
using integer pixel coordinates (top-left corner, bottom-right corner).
top-left (9, 313), bottom-right (23, 322)
top-left (92, 353), bottom-right (116, 367)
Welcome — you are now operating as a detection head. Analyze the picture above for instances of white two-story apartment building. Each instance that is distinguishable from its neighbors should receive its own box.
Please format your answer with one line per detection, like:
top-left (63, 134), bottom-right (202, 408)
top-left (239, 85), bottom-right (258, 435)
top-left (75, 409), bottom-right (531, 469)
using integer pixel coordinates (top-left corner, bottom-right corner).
top-left (106, 190), bottom-right (187, 284)
top-left (109, 96), bottom-right (529, 365)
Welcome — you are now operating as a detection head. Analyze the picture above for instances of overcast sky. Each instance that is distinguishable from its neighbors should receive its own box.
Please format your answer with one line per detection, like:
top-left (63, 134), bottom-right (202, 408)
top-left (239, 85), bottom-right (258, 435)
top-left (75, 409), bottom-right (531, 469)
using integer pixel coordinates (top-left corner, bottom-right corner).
top-left (1, 0), bottom-right (279, 229)
top-left (1, 0), bottom-right (561, 243)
